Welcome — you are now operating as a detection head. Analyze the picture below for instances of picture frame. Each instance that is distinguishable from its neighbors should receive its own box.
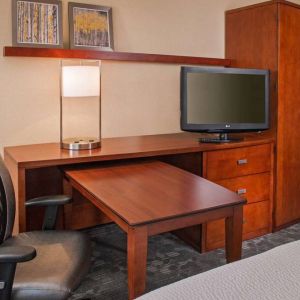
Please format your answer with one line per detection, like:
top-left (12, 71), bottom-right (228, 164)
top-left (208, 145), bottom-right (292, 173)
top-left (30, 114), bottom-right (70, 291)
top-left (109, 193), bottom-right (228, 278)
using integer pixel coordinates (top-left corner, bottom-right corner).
top-left (68, 2), bottom-right (114, 51)
top-left (12, 0), bottom-right (63, 48)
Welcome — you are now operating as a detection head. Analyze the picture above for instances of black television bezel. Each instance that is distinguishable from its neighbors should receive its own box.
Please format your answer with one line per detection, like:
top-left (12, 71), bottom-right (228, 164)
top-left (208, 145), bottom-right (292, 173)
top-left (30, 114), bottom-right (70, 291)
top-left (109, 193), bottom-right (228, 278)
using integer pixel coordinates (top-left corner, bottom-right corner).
top-left (180, 66), bottom-right (270, 133)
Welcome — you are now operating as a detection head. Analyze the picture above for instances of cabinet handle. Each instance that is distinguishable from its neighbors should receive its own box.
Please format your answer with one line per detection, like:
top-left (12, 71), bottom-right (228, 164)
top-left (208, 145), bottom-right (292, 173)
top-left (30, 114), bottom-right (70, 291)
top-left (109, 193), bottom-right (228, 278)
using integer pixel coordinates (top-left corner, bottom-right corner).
top-left (243, 218), bottom-right (247, 224)
top-left (237, 158), bottom-right (248, 165)
top-left (237, 188), bottom-right (247, 195)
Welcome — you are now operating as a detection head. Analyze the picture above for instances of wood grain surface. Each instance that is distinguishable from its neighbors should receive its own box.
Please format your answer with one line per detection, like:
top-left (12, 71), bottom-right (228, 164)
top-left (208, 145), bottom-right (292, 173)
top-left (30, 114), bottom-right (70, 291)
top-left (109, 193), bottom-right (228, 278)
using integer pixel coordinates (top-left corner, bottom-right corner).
top-left (204, 144), bottom-right (272, 181)
top-left (64, 161), bottom-right (245, 225)
top-left (226, 0), bottom-right (300, 229)
top-left (4, 132), bottom-right (274, 169)
top-left (3, 46), bottom-right (231, 66)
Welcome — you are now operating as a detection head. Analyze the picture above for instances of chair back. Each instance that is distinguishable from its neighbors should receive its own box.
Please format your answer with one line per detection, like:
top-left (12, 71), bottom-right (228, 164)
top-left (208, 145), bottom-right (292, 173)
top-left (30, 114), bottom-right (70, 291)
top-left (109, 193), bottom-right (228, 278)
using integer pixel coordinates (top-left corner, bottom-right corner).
top-left (0, 157), bottom-right (15, 244)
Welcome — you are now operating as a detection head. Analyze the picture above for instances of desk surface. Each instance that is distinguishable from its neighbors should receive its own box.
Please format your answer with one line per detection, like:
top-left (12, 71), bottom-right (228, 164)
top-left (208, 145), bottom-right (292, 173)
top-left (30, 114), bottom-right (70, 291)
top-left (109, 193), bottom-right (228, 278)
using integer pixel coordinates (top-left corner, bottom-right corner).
top-left (64, 161), bottom-right (245, 225)
top-left (5, 132), bottom-right (274, 169)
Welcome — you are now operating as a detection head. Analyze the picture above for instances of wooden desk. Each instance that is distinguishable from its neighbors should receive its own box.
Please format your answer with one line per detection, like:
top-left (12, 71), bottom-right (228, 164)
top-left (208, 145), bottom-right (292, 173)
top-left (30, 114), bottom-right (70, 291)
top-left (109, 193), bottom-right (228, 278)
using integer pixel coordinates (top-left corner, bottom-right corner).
top-left (63, 161), bottom-right (246, 299)
top-left (3, 132), bottom-right (274, 251)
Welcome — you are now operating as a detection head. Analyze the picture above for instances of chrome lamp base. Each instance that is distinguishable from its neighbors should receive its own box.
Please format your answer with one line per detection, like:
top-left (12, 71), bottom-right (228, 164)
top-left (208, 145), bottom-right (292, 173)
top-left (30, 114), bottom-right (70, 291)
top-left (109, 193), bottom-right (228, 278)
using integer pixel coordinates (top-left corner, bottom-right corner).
top-left (61, 137), bottom-right (101, 150)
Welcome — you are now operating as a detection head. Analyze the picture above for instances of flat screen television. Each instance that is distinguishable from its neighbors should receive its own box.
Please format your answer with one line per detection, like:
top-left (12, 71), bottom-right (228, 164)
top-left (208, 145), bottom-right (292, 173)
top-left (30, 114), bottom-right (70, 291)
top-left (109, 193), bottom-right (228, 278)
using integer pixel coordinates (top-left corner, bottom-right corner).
top-left (180, 66), bottom-right (269, 143)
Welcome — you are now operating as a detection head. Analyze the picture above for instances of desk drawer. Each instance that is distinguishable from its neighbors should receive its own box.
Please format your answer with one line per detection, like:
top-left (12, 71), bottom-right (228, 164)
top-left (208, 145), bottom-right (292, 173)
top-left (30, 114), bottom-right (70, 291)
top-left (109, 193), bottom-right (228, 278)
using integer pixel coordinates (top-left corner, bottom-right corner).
top-left (206, 201), bottom-right (270, 250)
top-left (204, 144), bottom-right (272, 181)
top-left (215, 173), bottom-right (270, 204)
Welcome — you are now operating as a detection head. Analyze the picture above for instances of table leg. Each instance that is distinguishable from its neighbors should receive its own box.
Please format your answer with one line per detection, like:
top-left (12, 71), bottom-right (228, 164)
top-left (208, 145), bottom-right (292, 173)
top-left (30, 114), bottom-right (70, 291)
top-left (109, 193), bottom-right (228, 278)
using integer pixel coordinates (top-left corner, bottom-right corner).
top-left (62, 178), bottom-right (73, 229)
top-left (225, 205), bottom-right (243, 263)
top-left (4, 154), bottom-right (26, 234)
top-left (127, 226), bottom-right (148, 300)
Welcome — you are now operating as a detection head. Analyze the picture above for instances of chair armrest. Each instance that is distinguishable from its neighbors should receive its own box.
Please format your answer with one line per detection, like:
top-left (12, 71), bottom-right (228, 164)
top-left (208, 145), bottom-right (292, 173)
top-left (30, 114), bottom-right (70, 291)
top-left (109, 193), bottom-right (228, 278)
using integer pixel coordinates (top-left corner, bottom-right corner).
top-left (26, 195), bottom-right (72, 207)
top-left (26, 195), bottom-right (72, 230)
top-left (0, 246), bottom-right (36, 299)
top-left (0, 246), bottom-right (36, 263)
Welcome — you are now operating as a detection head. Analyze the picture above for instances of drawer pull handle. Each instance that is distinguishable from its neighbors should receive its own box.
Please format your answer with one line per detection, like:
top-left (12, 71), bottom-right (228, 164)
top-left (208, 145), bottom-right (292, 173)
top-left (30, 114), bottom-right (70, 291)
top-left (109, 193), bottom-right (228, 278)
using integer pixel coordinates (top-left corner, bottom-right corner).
top-left (243, 219), bottom-right (247, 224)
top-left (237, 188), bottom-right (247, 195)
top-left (237, 158), bottom-right (248, 165)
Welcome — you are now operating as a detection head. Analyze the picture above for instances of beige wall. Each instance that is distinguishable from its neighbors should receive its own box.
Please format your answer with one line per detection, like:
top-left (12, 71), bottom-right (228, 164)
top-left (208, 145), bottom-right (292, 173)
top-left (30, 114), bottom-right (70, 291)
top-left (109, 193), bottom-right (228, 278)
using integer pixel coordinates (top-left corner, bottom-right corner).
top-left (1, 0), bottom-right (300, 152)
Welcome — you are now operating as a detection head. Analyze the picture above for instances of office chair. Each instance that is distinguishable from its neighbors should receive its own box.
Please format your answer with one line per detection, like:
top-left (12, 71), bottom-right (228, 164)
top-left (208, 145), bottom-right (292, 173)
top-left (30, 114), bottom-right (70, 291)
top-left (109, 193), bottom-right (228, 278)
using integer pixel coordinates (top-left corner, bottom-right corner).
top-left (0, 158), bottom-right (91, 300)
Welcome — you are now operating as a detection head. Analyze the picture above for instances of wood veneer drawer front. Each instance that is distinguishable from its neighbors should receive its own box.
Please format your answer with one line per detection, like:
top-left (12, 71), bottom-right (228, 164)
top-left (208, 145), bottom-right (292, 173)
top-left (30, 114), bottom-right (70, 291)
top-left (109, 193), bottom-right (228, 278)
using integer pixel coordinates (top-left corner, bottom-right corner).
top-left (205, 144), bottom-right (272, 181)
top-left (215, 173), bottom-right (270, 204)
top-left (206, 201), bottom-right (270, 249)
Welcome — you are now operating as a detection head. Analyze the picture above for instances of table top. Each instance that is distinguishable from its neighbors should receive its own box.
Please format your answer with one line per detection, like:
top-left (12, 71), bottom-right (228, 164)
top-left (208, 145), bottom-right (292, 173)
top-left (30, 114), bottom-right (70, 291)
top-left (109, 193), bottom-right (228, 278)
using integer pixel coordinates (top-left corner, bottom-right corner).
top-left (64, 161), bottom-right (246, 226)
top-left (4, 132), bottom-right (274, 169)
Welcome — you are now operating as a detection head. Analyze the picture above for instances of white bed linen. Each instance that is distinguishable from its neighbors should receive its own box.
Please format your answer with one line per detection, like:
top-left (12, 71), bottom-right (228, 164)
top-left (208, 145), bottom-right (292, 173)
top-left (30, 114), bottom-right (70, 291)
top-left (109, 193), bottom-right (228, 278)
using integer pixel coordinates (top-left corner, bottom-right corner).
top-left (136, 240), bottom-right (300, 300)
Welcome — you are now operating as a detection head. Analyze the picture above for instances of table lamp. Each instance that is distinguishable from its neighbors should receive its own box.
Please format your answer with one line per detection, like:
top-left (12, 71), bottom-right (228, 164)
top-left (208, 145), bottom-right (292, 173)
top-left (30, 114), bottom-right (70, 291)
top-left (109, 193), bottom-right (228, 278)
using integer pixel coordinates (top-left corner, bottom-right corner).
top-left (60, 60), bottom-right (101, 150)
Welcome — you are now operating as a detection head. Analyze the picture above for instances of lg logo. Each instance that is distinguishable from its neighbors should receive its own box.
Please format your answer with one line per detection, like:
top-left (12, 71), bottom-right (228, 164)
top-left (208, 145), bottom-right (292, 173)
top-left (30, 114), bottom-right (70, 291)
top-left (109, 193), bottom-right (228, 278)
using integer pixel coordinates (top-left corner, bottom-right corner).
top-left (225, 124), bottom-right (231, 128)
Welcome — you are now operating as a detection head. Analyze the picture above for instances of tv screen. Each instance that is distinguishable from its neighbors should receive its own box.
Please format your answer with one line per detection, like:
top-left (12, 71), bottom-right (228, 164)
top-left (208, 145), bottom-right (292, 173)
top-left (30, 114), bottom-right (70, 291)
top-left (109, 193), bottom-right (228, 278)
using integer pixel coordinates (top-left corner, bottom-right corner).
top-left (180, 67), bottom-right (269, 133)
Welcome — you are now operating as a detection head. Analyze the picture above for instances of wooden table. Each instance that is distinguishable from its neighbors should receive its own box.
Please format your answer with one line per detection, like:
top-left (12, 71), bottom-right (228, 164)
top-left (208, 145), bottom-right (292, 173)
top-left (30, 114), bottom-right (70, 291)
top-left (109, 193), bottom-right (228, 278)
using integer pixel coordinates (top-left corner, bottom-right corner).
top-left (4, 132), bottom-right (273, 235)
top-left (63, 160), bottom-right (246, 299)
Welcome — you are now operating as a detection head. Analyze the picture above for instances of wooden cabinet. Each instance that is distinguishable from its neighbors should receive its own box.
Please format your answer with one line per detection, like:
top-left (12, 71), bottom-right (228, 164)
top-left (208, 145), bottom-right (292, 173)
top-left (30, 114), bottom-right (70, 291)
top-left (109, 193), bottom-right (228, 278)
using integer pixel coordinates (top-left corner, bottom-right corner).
top-left (226, 0), bottom-right (300, 230)
top-left (203, 143), bottom-right (273, 251)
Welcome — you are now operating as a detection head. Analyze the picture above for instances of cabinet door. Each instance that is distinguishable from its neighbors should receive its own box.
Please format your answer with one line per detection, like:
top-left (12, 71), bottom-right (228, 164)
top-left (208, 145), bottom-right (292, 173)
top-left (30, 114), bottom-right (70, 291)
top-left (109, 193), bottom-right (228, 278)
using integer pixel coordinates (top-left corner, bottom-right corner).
top-left (226, 2), bottom-right (278, 131)
top-left (276, 4), bottom-right (300, 227)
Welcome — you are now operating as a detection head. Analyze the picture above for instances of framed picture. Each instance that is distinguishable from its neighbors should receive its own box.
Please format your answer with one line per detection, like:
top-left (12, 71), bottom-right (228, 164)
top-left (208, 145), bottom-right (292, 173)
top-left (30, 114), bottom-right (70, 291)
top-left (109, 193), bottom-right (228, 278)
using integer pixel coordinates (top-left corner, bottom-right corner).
top-left (12, 0), bottom-right (63, 48)
top-left (69, 2), bottom-right (114, 51)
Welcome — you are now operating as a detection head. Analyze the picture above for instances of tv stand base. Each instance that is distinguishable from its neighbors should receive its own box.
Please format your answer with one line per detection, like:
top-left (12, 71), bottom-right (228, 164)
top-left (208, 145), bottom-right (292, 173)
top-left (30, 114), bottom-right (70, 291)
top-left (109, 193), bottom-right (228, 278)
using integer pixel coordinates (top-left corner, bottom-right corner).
top-left (199, 133), bottom-right (243, 143)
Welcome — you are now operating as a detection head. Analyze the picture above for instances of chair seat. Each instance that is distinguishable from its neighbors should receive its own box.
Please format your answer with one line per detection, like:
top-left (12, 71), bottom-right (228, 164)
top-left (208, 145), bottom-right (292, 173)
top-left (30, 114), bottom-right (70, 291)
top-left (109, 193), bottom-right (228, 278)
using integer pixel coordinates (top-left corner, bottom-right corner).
top-left (3, 230), bottom-right (91, 300)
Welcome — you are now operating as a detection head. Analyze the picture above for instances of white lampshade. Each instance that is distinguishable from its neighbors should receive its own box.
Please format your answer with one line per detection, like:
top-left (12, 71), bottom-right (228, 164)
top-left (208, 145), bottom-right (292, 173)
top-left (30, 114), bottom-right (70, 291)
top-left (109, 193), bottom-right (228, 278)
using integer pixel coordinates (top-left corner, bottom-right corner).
top-left (62, 66), bottom-right (100, 97)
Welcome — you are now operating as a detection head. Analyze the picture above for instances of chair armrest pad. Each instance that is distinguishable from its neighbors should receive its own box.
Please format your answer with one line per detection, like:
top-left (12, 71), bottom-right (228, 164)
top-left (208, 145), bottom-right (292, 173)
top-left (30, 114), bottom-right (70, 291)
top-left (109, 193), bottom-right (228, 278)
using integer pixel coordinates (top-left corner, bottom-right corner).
top-left (26, 195), bottom-right (72, 207)
top-left (0, 246), bottom-right (36, 263)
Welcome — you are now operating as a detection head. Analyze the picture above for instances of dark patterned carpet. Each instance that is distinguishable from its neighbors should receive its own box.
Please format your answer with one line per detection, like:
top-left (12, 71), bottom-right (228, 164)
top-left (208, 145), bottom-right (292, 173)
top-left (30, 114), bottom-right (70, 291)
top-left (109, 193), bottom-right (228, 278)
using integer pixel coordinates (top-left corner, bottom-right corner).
top-left (70, 223), bottom-right (300, 300)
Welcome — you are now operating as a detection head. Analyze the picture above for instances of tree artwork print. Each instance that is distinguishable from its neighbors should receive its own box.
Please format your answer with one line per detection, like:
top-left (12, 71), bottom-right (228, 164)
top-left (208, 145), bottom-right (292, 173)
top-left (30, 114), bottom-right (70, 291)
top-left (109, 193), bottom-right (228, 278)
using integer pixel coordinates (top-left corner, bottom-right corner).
top-left (73, 7), bottom-right (110, 48)
top-left (16, 1), bottom-right (59, 45)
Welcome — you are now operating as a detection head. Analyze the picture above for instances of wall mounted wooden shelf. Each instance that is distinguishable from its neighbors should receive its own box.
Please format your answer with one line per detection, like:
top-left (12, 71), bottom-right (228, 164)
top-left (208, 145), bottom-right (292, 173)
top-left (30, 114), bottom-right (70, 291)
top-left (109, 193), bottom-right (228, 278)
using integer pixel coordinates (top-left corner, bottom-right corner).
top-left (3, 46), bottom-right (231, 66)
